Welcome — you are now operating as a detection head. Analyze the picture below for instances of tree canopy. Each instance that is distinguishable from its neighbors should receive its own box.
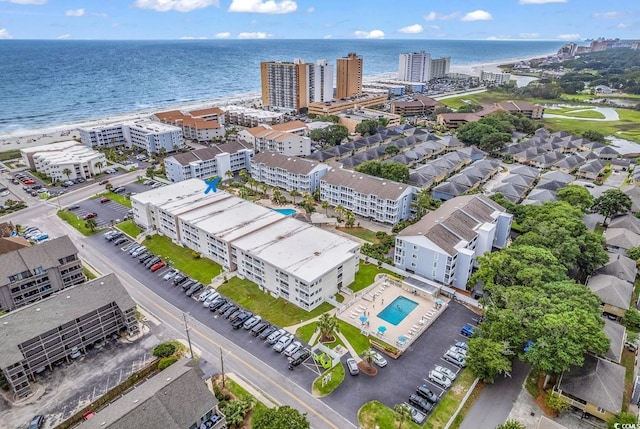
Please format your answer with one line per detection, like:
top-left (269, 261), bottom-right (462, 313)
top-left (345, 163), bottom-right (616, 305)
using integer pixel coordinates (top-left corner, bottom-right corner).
top-left (309, 124), bottom-right (349, 147)
top-left (355, 161), bottom-right (410, 183)
top-left (556, 185), bottom-right (594, 212)
top-left (355, 119), bottom-right (379, 136)
top-left (252, 406), bottom-right (310, 429)
top-left (466, 337), bottom-right (512, 383)
top-left (591, 189), bottom-right (632, 224)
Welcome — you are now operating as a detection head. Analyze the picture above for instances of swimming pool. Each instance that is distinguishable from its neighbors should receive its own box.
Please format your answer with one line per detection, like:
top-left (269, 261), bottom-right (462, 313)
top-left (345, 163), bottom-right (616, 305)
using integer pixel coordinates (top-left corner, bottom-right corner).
top-left (377, 296), bottom-right (419, 326)
top-left (272, 208), bottom-right (296, 216)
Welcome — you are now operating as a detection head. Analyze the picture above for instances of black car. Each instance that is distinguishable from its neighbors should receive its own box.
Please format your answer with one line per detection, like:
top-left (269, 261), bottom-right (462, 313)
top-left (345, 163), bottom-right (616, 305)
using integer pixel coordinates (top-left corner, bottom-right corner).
top-left (216, 302), bottom-right (233, 314)
top-left (408, 394), bottom-right (433, 414)
top-left (416, 384), bottom-right (439, 403)
top-left (223, 305), bottom-right (238, 319)
top-left (228, 308), bottom-right (243, 321)
top-left (172, 274), bottom-right (186, 284)
top-left (288, 348), bottom-right (311, 369)
top-left (186, 283), bottom-right (203, 297)
top-left (139, 253), bottom-right (154, 263)
top-left (107, 232), bottom-right (124, 241)
top-left (231, 312), bottom-right (253, 329)
top-left (259, 325), bottom-right (277, 340)
top-left (251, 322), bottom-right (268, 336)
top-left (145, 257), bottom-right (161, 268)
top-left (180, 280), bottom-right (195, 291)
top-left (209, 299), bottom-right (227, 311)
top-left (113, 237), bottom-right (128, 246)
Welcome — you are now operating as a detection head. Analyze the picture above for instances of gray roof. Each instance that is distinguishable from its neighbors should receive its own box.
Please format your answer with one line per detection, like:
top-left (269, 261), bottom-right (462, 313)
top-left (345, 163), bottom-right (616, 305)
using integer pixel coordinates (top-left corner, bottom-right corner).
top-left (539, 170), bottom-right (575, 184)
top-left (536, 180), bottom-right (565, 191)
top-left (252, 152), bottom-right (326, 175)
top-left (621, 185), bottom-right (640, 213)
top-left (503, 174), bottom-right (535, 187)
top-left (603, 318), bottom-right (626, 364)
top-left (596, 252), bottom-right (637, 283)
top-left (510, 165), bottom-right (540, 178)
top-left (606, 228), bottom-right (640, 250)
top-left (77, 359), bottom-right (217, 429)
top-left (493, 183), bottom-right (526, 199)
top-left (609, 213), bottom-right (640, 236)
top-left (587, 274), bottom-right (633, 309)
top-left (526, 189), bottom-right (557, 203)
top-left (432, 181), bottom-right (470, 198)
top-left (0, 273), bottom-right (136, 368)
top-left (169, 142), bottom-right (251, 166)
top-left (321, 168), bottom-right (415, 201)
top-left (579, 158), bottom-right (606, 173)
top-left (559, 354), bottom-right (625, 414)
top-left (398, 195), bottom-right (505, 255)
top-left (0, 236), bottom-right (79, 287)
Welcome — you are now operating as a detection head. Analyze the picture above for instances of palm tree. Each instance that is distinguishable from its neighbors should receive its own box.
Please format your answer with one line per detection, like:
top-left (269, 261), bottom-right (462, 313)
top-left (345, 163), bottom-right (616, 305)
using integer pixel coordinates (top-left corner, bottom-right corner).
top-left (290, 189), bottom-right (300, 205)
top-left (393, 404), bottom-right (412, 429)
top-left (317, 313), bottom-right (339, 342)
top-left (85, 218), bottom-right (98, 232)
top-left (247, 177), bottom-right (258, 193)
top-left (158, 147), bottom-right (167, 159)
top-left (362, 349), bottom-right (375, 369)
top-left (344, 210), bottom-right (356, 228)
top-left (335, 205), bottom-right (345, 223)
top-left (238, 187), bottom-right (249, 199)
top-left (271, 188), bottom-right (283, 205)
top-left (322, 200), bottom-right (329, 215)
top-left (225, 170), bottom-right (234, 182)
top-left (62, 168), bottom-right (72, 181)
top-left (238, 169), bottom-right (249, 184)
top-left (145, 167), bottom-right (155, 179)
top-left (261, 183), bottom-right (269, 198)
top-left (95, 161), bottom-right (103, 174)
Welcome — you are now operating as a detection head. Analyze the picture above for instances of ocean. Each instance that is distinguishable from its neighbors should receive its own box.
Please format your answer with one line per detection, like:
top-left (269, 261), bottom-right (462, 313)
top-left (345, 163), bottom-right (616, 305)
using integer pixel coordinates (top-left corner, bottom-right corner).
top-left (0, 39), bottom-right (565, 136)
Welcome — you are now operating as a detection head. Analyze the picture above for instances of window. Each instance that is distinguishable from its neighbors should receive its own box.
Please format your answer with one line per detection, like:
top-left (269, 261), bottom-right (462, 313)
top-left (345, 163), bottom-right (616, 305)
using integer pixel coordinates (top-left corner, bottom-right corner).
top-left (434, 253), bottom-right (439, 261)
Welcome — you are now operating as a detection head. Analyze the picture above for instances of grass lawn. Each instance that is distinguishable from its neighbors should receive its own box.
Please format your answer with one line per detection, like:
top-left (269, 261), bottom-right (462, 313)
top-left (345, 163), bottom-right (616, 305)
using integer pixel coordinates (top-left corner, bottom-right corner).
top-left (543, 107), bottom-right (640, 144)
top-left (622, 349), bottom-right (635, 409)
top-left (222, 377), bottom-right (270, 416)
top-left (296, 322), bottom-right (318, 344)
top-left (335, 293), bottom-right (345, 303)
top-left (358, 401), bottom-right (422, 429)
top-left (350, 260), bottom-right (399, 293)
top-left (103, 191), bottom-right (132, 208)
top-left (425, 369), bottom-right (477, 429)
top-left (217, 276), bottom-right (334, 326)
top-left (544, 107), bottom-right (605, 119)
top-left (338, 320), bottom-right (371, 355)
top-left (142, 235), bottom-right (222, 284)
top-left (312, 362), bottom-right (345, 397)
top-left (117, 219), bottom-right (142, 238)
top-left (83, 266), bottom-right (97, 280)
top-left (0, 149), bottom-right (21, 161)
top-left (57, 210), bottom-right (104, 236)
top-left (336, 227), bottom-right (377, 243)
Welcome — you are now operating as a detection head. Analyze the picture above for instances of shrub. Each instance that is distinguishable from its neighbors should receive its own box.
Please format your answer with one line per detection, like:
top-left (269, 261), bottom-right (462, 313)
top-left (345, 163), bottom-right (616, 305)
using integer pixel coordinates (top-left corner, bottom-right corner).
top-left (158, 357), bottom-right (178, 370)
top-left (545, 392), bottom-right (570, 413)
top-left (213, 384), bottom-right (231, 402)
top-left (152, 342), bottom-right (177, 358)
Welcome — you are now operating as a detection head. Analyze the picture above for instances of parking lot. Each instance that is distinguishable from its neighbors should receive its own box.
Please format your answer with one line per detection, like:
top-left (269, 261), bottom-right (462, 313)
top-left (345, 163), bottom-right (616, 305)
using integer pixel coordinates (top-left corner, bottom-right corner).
top-left (88, 232), bottom-right (478, 423)
top-left (68, 197), bottom-right (131, 229)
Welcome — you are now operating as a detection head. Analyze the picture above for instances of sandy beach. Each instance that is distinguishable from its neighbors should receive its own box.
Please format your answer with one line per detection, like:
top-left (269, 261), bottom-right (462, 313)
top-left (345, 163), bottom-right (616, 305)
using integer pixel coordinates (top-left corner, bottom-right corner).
top-left (0, 53), bottom-right (554, 154)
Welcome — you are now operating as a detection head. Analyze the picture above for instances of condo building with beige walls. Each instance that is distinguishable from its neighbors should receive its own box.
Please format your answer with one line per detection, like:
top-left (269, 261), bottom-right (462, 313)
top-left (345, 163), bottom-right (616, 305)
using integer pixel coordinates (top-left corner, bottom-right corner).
top-left (336, 52), bottom-right (363, 99)
top-left (238, 124), bottom-right (311, 156)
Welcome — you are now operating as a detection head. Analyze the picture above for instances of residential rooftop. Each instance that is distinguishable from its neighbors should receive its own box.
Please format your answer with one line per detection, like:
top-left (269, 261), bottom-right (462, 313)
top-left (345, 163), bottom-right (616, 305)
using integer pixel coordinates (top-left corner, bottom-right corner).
top-left (252, 152), bottom-right (326, 175)
top-left (322, 168), bottom-right (414, 201)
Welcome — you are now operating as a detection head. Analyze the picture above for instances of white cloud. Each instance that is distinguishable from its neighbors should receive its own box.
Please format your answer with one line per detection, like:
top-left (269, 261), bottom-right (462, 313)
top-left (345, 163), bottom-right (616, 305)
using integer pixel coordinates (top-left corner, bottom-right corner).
top-left (181, 36), bottom-right (196, 39)
top-left (237, 31), bottom-right (270, 39)
top-left (91, 12), bottom-right (109, 17)
top-left (593, 11), bottom-right (627, 19)
top-left (323, 34), bottom-right (332, 39)
top-left (133, 0), bottom-right (217, 13)
top-left (65, 8), bottom-right (85, 17)
top-left (0, 0), bottom-right (48, 4)
top-left (228, 0), bottom-right (297, 14)
top-left (398, 24), bottom-right (423, 34)
top-left (215, 31), bottom-right (231, 38)
top-left (426, 25), bottom-right (440, 30)
top-left (56, 34), bottom-right (71, 39)
top-left (519, 32), bottom-right (541, 38)
top-left (519, 0), bottom-right (567, 4)
top-left (617, 23), bottom-right (631, 29)
top-left (486, 36), bottom-right (511, 40)
top-left (461, 10), bottom-right (493, 21)
top-left (557, 33), bottom-right (580, 40)
top-left (0, 28), bottom-right (13, 39)
top-left (354, 29), bottom-right (385, 39)
top-left (307, 6), bottom-right (314, 13)
top-left (424, 11), bottom-right (459, 21)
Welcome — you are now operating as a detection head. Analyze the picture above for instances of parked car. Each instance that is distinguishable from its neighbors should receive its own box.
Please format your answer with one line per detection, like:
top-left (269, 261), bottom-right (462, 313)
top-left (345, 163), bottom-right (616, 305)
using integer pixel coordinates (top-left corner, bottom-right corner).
top-left (99, 197), bottom-right (111, 203)
top-left (138, 253), bottom-right (153, 263)
top-left (113, 237), bottom-right (128, 246)
top-left (113, 186), bottom-right (126, 194)
top-left (83, 212), bottom-right (97, 219)
top-left (449, 345), bottom-right (467, 356)
top-left (455, 341), bottom-right (468, 351)
top-left (460, 324), bottom-right (475, 337)
top-left (23, 179), bottom-right (35, 185)
top-left (28, 415), bottom-right (45, 429)
top-left (371, 350), bottom-right (387, 367)
top-left (251, 322), bottom-right (268, 336)
top-left (259, 325), bottom-right (277, 340)
top-left (405, 404), bottom-right (426, 425)
top-left (131, 246), bottom-right (147, 256)
top-left (208, 298), bottom-right (227, 311)
top-left (163, 270), bottom-right (179, 281)
top-left (172, 273), bottom-right (186, 283)
top-left (273, 334), bottom-right (294, 353)
top-left (32, 233), bottom-right (49, 242)
top-left (180, 279), bottom-right (195, 291)
top-left (145, 257), bottom-right (161, 268)
top-left (67, 204), bottom-right (80, 210)
top-left (0, 190), bottom-right (10, 197)
top-left (69, 346), bottom-right (82, 359)
top-left (99, 179), bottom-right (109, 185)
top-left (222, 304), bottom-right (238, 318)
top-left (288, 348), bottom-right (311, 369)
top-left (202, 292), bottom-right (221, 306)
top-left (416, 384), bottom-right (439, 403)
top-left (267, 328), bottom-right (286, 345)
top-left (435, 365), bottom-right (457, 381)
top-left (150, 261), bottom-right (166, 272)
top-left (428, 369), bottom-right (452, 388)
top-left (409, 394), bottom-right (433, 414)
top-left (198, 289), bottom-right (216, 302)
top-left (243, 315), bottom-right (262, 330)
top-left (231, 312), bottom-right (253, 329)
top-left (284, 341), bottom-right (302, 357)
top-left (186, 283), bottom-right (203, 297)
top-left (346, 358), bottom-right (359, 375)
top-left (443, 350), bottom-right (467, 368)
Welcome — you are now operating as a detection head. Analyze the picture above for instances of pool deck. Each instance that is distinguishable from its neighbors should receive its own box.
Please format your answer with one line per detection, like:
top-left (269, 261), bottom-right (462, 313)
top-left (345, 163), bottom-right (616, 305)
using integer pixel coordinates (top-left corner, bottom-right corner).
top-left (338, 274), bottom-right (448, 352)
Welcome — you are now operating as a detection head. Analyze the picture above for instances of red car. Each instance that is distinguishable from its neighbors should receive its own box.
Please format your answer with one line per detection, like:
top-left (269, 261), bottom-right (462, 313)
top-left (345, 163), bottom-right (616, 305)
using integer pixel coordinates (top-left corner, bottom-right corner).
top-left (150, 261), bottom-right (166, 272)
top-left (99, 197), bottom-right (111, 203)
top-left (83, 212), bottom-right (97, 220)
top-left (22, 179), bottom-right (35, 185)
top-left (99, 179), bottom-right (109, 185)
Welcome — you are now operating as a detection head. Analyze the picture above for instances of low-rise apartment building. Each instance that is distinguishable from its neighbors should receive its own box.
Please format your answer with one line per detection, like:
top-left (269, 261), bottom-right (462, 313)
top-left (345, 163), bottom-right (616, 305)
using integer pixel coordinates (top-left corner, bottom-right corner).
top-left (165, 142), bottom-right (253, 183)
top-left (153, 109), bottom-right (225, 142)
top-left (308, 93), bottom-right (388, 116)
top-left (21, 141), bottom-right (108, 181)
top-left (395, 195), bottom-right (512, 289)
top-left (0, 273), bottom-right (138, 397)
top-left (320, 168), bottom-right (415, 224)
top-left (238, 125), bottom-right (311, 156)
top-left (250, 151), bottom-right (329, 193)
top-left (337, 108), bottom-right (401, 133)
top-left (0, 236), bottom-right (84, 312)
top-left (80, 120), bottom-right (184, 154)
top-left (222, 105), bottom-right (285, 127)
top-left (131, 180), bottom-right (360, 311)
top-left (480, 71), bottom-right (512, 85)
top-left (390, 95), bottom-right (443, 117)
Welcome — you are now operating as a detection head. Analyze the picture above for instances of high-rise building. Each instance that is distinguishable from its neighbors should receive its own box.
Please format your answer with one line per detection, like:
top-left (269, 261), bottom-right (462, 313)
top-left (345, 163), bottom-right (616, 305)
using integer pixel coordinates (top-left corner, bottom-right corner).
top-left (430, 56), bottom-right (451, 80)
top-left (336, 52), bottom-right (363, 99)
top-left (260, 58), bottom-right (334, 111)
top-left (399, 51), bottom-right (431, 82)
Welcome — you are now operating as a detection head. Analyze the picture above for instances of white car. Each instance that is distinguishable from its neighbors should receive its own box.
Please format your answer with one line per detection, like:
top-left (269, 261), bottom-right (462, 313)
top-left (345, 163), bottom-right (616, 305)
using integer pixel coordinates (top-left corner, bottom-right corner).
top-left (273, 334), bottom-right (293, 353)
top-left (449, 346), bottom-right (467, 357)
top-left (371, 350), bottom-right (388, 367)
top-left (203, 292), bottom-right (221, 306)
top-left (0, 191), bottom-right (10, 197)
top-left (284, 341), bottom-right (302, 357)
top-left (435, 365), bottom-right (457, 381)
top-left (163, 269), bottom-right (179, 280)
top-left (198, 289), bottom-right (215, 302)
top-left (69, 346), bottom-right (82, 359)
top-left (428, 369), bottom-right (452, 388)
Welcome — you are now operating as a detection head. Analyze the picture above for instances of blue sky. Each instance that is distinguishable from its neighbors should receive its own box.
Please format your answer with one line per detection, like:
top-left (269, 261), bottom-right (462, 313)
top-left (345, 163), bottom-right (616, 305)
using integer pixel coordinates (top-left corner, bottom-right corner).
top-left (0, 0), bottom-right (637, 40)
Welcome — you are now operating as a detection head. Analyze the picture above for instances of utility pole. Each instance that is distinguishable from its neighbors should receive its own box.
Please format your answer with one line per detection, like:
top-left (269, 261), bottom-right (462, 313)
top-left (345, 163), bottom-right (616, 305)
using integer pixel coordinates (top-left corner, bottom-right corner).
top-left (220, 347), bottom-right (225, 388)
top-left (183, 312), bottom-right (195, 360)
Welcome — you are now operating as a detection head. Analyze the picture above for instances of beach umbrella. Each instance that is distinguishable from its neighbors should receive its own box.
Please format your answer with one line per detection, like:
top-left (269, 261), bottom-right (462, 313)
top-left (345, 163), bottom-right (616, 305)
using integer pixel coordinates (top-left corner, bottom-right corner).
top-left (359, 314), bottom-right (368, 324)
top-left (378, 325), bottom-right (387, 334)
top-left (398, 335), bottom-right (407, 343)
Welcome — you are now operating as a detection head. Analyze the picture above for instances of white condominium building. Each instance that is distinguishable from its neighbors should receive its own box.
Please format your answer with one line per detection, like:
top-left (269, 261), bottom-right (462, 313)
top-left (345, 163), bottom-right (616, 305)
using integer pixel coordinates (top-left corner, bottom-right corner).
top-left (21, 141), bottom-right (108, 181)
top-left (398, 52), bottom-right (451, 82)
top-left (165, 142), bottom-right (253, 183)
top-left (80, 120), bottom-right (184, 154)
top-left (222, 105), bottom-right (285, 127)
top-left (480, 71), bottom-right (512, 86)
top-left (320, 169), bottom-right (416, 224)
top-left (250, 152), bottom-right (329, 193)
top-left (430, 56), bottom-right (451, 80)
top-left (131, 180), bottom-right (360, 311)
top-left (238, 125), bottom-right (311, 156)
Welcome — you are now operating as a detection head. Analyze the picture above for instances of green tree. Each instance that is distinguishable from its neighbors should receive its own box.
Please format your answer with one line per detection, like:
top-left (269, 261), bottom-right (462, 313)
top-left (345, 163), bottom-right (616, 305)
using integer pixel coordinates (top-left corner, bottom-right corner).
top-left (225, 170), bottom-right (233, 182)
top-left (457, 103), bottom-right (483, 113)
top-left (309, 124), bottom-right (349, 146)
top-left (384, 145), bottom-right (400, 157)
top-left (582, 129), bottom-right (606, 143)
top-left (219, 397), bottom-right (255, 428)
top-left (321, 200), bottom-right (329, 215)
top-left (85, 218), bottom-right (98, 232)
top-left (467, 337), bottom-right (513, 383)
top-left (271, 188), bottom-right (283, 204)
top-left (355, 119), bottom-right (379, 136)
top-left (260, 183), bottom-right (269, 198)
top-left (623, 308), bottom-right (640, 329)
top-left (626, 245), bottom-right (640, 260)
top-left (105, 183), bottom-right (114, 192)
top-left (238, 169), bottom-right (249, 184)
top-left (247, 177), bottom-right (258, 193)
top-left (317, 313), bottom-right (339, 342)
top-left (592, 188), bottom-right (632, 224)
top-left (335, 205), bottom-right (345, 223)
top-left (607, 412), bottom-right (640, 429)
top-left (145, 167), bottom-right (155, 179)
top-left (344, 210), bottom-right (356, 227)
top-left (355, 161), bottom-right (410, 183)
top-left (545, 392), bottom-right (570, 413)
top-left (362, 349), bottom-right (376, 369)
top-left (62, 168), bottom-right (72, 180)
top-left (158, 147), bottom-right (167, 158)
top-left (393, 403), bottom-right (412, 429)
top-left (94, 161), bottom-right (104, 174)
top-left (557, 185), bottom-right (594, 212)
top-left (496, 420), bottom-right (526, 429)
top-left (411, 188), bottom-right (438, 220)
top-left (290, 189), bottom-right (300, 205)
top-left (252, 405), bottom-right (310, 429)
top-left (152, 342), bottom-right (176, 357)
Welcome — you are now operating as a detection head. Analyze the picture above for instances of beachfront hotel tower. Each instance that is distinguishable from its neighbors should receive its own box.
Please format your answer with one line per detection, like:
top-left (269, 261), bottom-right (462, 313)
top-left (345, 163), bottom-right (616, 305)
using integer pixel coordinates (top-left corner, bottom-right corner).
top-left (398, 52), bottom-right (451, 82)
top-left (260, 59), bottom-right (334, 112)
top-left (336, 52), bottom-right (363, 99)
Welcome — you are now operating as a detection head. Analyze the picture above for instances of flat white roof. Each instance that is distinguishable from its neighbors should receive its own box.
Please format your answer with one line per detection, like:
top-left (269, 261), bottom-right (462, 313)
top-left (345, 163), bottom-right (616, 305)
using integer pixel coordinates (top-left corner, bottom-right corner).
top-left (222, 105), bottom-right (284, 119)
top-left (131, 179), bottom-right (208, 206)
top-left (126, 119), bottom-right (181, 133)
top-left (233, 218), bottom-right (359, 283)
top-left (20, 140), bottom-right (79, 154)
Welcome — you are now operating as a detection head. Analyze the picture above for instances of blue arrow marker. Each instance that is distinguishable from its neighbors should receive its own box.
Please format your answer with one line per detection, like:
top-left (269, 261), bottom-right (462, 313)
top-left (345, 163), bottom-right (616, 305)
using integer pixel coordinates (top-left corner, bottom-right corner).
top-left (204, 177), bottom-right (221, 194)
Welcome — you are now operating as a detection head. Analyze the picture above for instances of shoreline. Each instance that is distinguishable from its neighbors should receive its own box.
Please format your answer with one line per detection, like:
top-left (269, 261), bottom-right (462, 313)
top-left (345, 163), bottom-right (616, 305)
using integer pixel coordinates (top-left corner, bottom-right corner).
top-left (0, 52), bottom-right (557, 153)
